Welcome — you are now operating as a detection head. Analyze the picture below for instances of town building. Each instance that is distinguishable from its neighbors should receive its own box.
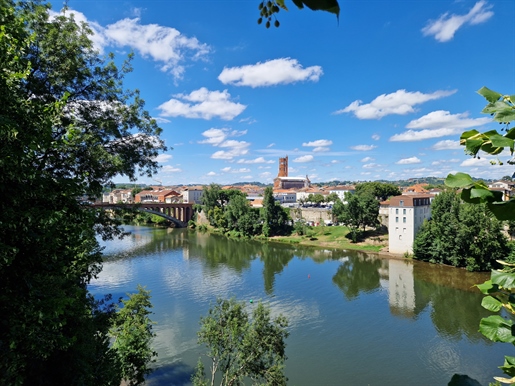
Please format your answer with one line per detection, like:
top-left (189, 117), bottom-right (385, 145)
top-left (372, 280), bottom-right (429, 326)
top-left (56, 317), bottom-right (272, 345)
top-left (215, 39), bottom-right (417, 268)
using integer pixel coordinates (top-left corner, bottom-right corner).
top-left (273, 156), bottom-right (310, 189)
top-left (102, 188), bottom-right (134, 204)
top-left (134, 188), bottom-right (181, 203)
top-left (388, 194), bottom-right (433, 254)
top-left (182, 186), bottom-right (203, 204)
top-left (272, 189), bottom-right (297, 204)
top-left (328, 185), bottom-right (355, 203)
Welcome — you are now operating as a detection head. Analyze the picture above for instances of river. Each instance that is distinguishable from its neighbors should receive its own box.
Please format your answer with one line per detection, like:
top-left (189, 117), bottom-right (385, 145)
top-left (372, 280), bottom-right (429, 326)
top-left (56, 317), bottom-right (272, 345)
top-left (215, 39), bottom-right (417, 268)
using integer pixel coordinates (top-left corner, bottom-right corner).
top-left (90, 225), bottom-right (509, 385)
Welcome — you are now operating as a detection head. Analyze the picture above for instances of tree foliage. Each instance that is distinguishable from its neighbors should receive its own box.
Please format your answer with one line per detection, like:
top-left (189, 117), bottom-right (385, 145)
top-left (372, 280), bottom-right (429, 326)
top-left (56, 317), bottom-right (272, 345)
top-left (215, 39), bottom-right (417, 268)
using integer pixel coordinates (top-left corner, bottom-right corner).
top-left (0, 1), bottom-right (160, 383)
top-left (413, 190), bottom-right (508, 271)
top-left (444, 88), bottom-right (515, 383)
top-left (193, 298), bottom-right (289, 386)
top-left (261, 187), bottom-right (290, 236)
top-left (335, 192), bottom-right (379, 242)
top-left (355, 182), bottom-right (401, 202)
top-left (256, 0), bottom-right (340, 29)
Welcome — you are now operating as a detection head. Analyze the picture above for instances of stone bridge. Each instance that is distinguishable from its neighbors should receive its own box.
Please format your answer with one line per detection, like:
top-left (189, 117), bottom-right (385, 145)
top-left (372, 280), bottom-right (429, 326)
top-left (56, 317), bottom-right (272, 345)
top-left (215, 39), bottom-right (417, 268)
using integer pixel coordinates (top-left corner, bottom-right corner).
top-left (92, 202), bottom-right (194, 228)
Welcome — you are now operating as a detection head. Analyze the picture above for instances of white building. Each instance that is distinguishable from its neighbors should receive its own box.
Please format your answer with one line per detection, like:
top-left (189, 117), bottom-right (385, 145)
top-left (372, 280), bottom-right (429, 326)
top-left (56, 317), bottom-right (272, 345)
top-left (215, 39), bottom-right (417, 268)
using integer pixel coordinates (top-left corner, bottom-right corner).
top-left (182, 187), bottom-right (203, 204)
top-left (102, 189), bottom-right (133, 204)
top-left (388, 195), bottom-right (432, 254)
top-left (328, 185), bottom-right (355, 203)
top-left (273, 190), bottom-right (297, 204)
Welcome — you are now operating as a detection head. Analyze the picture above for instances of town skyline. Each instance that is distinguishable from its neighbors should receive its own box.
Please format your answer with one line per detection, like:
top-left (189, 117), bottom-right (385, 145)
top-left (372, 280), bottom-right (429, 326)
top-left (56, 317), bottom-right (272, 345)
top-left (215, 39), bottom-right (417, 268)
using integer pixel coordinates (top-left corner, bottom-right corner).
top-left (55, 0), bottom-right (515, 186)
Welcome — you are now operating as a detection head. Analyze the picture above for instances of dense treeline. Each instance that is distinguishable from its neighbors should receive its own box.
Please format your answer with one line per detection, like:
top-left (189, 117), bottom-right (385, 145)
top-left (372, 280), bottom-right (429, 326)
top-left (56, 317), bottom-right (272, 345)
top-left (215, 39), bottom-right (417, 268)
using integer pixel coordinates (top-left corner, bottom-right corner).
top-left (413, 190), bottom-right (509, 271)
top-left (1, 1), bottom-right (160, 384)
top-left (200, 184), bottom-right (290, 237)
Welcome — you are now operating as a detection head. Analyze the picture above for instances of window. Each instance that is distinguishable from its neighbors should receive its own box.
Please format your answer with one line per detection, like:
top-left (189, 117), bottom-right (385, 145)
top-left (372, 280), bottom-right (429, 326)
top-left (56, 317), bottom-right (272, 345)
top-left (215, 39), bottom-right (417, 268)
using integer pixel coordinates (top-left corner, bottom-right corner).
top-left (399, 235), bottom-right (402, 240)
top-left (395, 208), bottom-right (398, 214)
top-left (403, 217), bottom-right (406, 223)
top-left (403, 228), bottom-right (406, 233)
top-left (395, 217), bottom-right (399, 223)
top-left (403, 209), bottom-right (406, 215)
top-left (400, 200), bottom-right (404, 206)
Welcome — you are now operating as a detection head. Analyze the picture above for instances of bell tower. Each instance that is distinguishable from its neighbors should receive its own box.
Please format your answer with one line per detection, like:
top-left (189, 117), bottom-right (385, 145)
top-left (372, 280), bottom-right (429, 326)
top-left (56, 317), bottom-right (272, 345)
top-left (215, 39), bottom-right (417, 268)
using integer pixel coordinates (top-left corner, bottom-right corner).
top-left (278, 156), bottom-right (288, 177)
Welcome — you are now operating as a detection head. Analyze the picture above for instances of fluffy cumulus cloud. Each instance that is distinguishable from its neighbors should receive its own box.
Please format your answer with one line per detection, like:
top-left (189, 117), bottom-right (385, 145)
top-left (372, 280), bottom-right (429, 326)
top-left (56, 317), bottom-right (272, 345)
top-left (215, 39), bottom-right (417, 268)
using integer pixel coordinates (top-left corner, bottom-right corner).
top-left (303, 139), bottom-right (332, 152)
top-left (161, 165), bottom-right (182, 173)
top-left (334, 89), bottom-right (456, 119)
top-left (158, 88), bottom-right (246, 120)
top-left (218, 58), bottom-right (323, 88)
top-left (199, 128), bottom-right (250, 160)
top-left (236, 157), bottom-right (274, 164)
top-left (153, 154), bottom-right (173, 163)
top-left (361, 157), bottom-right (374, 162)
top-left (220, 167), bottom-right (251, 174)
top-left (351, 145), bottom-right (377, 151)
top-left (53, 9), bottom-right (210, 80)
top-left (396, 157), bottom-right (421, 165)
top-left (460, 157), bottom-right (492, 167)
top-left (422, 1), bottom-right (494, 42)
top-left (432, 140), bottom-right (461, 150)
top-left (390, 110), bottom-right (491, 142)
top-left (293, 155), bottom-right (314, 163)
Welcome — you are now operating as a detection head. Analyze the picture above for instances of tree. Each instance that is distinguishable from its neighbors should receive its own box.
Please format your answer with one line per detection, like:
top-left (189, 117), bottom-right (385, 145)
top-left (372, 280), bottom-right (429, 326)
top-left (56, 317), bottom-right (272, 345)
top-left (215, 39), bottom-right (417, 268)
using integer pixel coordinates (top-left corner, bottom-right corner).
top-left (224, 194), bottom-right (262, 237)
top-left (336, 192), bottom-right (379, 242)
top-left (0, 1), bottom-right (161, 383)
top-left (355, 182), bottom-right (401, 202)
top-left (193, 298), bottom-right (289, 386)
top-left (261, 187), bottom-right (290, 236)
top-left (444, 88), bottom-right (515, 383)
top-left (413, 190), bottom-right (508, 271)
top-left (256, 0), bottom-right (340, 29)
top-left (110, 286), bottom-right (157, 386)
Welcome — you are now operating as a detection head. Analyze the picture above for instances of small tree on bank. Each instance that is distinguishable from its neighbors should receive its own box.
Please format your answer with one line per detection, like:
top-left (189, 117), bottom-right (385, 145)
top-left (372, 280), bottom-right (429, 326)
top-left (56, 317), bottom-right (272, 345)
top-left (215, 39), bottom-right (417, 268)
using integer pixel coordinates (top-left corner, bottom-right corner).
top-left (192, 298), bottom-right (289, 386)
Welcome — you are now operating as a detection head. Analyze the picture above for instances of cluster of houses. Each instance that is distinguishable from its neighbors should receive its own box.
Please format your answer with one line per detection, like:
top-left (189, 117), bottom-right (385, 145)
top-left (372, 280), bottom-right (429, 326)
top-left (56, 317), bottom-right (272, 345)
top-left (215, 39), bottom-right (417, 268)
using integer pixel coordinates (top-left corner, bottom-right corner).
top-left (102, 156), bottom-right (515, 255)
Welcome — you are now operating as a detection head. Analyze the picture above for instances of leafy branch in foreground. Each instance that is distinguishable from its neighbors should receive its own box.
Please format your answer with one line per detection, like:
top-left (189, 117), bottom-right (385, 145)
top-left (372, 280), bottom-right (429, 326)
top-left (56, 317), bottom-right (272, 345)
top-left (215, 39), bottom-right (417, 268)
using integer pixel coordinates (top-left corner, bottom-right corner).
top-left (193, 298), bottom-right (289, 386)
top-left (445, 87), bottom-right (515, 384)
top-left (257, 0), bottom-right (340, 28)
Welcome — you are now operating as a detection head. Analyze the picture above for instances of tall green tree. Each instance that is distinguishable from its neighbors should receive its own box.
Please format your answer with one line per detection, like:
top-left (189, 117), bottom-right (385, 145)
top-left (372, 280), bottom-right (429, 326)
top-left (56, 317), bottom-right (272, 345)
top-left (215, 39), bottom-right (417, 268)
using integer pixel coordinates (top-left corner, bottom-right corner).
top-left (224, 194), bottom-right (262, 237)
top-left (413, 190), bottom-right (508, 271)
top-left (336, 192), bottom-right (379, 242)
top-left (0, 1), bottom-right (162, 383)
top-left (261, 187), bottom-right (290, 236)
top-left (193, 298), bottom-right (289, 386)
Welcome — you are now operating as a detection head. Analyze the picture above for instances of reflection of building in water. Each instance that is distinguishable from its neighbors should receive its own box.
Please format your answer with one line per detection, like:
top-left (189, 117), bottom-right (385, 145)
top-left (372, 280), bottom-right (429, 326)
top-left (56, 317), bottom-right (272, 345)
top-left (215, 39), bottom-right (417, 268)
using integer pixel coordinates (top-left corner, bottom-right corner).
top-left (388, 259), bottom-right (415, 318)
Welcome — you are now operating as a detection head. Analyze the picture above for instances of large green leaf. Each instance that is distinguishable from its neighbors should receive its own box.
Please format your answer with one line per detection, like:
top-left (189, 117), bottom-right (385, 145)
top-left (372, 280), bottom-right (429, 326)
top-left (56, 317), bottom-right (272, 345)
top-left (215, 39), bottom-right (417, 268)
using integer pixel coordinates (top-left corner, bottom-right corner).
top-left (481, 296), bottom-right (503, 312)
top-left (491, 270), bottom-right (515, 288)
top-left (496, 109), bottom-right (515, 123)
top-left (479, 315), bottom-right (515, 343)
top-left (499, 355), bottom-right (515, 377)
top-left (445, 172), bottom-right (474, 188)
top-left (487, 200), bottom-right (515, 221)
top-left (476, 280), bottom-right (500, 294)
top-left (488, 133), bottom-right (514, 148)
top-left (478, 86), bottom-right (502, 103)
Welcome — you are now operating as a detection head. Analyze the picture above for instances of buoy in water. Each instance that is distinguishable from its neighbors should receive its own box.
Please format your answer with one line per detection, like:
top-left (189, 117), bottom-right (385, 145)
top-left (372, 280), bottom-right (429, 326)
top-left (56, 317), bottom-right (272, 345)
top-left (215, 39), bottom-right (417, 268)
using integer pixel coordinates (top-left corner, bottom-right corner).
top-left (308, 274), bottom-right (310, 279)
top-left (249, 299), bottom-right (253, 303)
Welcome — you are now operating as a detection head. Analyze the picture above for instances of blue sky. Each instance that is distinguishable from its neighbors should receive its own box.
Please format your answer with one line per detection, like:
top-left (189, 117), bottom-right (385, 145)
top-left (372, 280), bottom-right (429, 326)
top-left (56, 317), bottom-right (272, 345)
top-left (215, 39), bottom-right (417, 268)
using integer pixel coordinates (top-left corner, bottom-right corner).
top-left (56, 0), bottom-right (514, 185)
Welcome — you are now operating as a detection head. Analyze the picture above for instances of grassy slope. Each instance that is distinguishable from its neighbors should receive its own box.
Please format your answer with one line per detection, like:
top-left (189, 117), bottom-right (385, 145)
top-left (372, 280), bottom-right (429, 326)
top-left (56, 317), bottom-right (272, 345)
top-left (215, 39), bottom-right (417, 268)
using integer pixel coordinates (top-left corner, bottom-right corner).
top-left (269, 226), bottom-right (388, 253)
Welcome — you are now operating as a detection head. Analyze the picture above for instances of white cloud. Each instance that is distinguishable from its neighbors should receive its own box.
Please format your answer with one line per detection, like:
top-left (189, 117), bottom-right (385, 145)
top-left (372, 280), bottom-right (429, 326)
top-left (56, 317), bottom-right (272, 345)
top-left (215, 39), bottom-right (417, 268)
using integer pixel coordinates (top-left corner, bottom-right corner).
top-left (460, 157), bottom-right (491, 167)
top-left (154, 154), bottom-right (173, 163)
top-left (218, 58), bottom-right (323, 87)
top-left (351, 145), bottom-right (377, 151)
top-left (396, 157), bottom-right (421, 165)
top-left (199, 128), bottom-right (250, 160)
top-left (221, 167), bottom-right (232, 172)
top-left (158, 88), bottom-right (246, 120)
top-left (334, 89), bottom-right (456, 119)
top-left (372, 134), bottom-right (380, 141)
top-left (313, 147), bottom-right (330, 152)
top-left (260, 172), bottom-right (272, 178)
top-left (390, 111), bottom-right (491, 142)
top-left (220, 167), bottom-right (251, 173)
top-left (361, 157), bottom-right (374, 162)
top-left (302, 139), bottom-right (333, 147)
top-left (237, 157), bottom-right (274, 164)
top-left (153, 117), bottom-right (171, 124)
top-left (161, 165), bottom-right (182, 173)
top-left (54, 9), bottom-right (210, 80)
top-left (422, 1), bottom-right (494, 42)
top-left (331, 160), bottom-right (339, 164)
top-left (363, 163), bottom-right (379, 169)
top-left (207, 171), bottom-right (217, 176)
top-left (293, 155), bottom-right (314, 163)
top-left (267, 143), bottom-right (276, 148)
top-left (432, 140), bottom-right (461, 150)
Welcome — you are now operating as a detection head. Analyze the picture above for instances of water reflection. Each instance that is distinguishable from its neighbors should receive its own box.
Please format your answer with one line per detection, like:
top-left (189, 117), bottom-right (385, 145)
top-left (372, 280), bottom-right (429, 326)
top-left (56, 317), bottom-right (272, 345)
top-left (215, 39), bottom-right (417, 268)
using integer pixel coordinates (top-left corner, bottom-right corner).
top-left (95, 226), bottom-right (504, 385)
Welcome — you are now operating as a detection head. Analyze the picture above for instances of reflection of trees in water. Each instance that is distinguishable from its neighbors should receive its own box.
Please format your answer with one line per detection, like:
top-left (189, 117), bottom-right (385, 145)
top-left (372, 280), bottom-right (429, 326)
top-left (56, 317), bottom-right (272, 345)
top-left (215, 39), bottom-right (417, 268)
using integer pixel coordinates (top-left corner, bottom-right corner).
top-left (258, 243), bottom-right (295, 295)
top-left (332, 254), bottom-right (382, 300)
top-left (413, 264), bottom-right (493, 343)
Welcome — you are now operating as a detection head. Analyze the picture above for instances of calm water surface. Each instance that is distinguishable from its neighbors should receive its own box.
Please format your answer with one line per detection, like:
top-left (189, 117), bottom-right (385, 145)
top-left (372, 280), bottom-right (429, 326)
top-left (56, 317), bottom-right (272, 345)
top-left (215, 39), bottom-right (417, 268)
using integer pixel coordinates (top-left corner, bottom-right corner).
top-left (90, 226), bottom-right (510, 386)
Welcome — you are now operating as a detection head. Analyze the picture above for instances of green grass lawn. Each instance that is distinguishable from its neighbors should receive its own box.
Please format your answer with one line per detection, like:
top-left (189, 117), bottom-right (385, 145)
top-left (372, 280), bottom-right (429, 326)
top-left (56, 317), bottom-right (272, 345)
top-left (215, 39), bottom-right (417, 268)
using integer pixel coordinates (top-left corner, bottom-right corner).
top-left (271, 225), bottom-right (388, 253)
